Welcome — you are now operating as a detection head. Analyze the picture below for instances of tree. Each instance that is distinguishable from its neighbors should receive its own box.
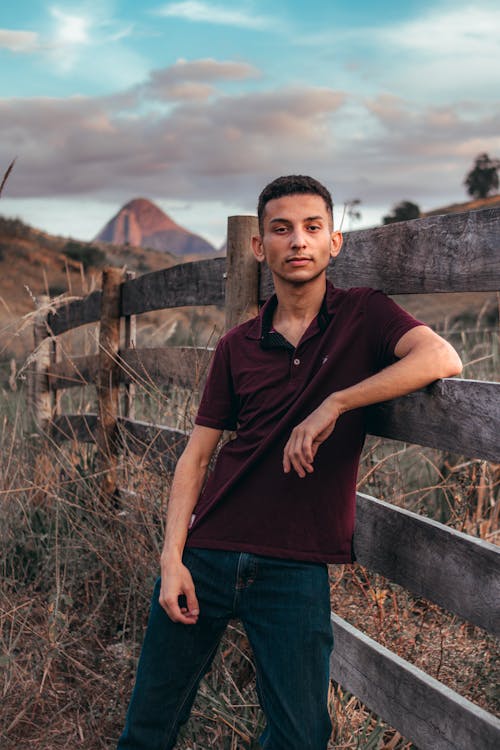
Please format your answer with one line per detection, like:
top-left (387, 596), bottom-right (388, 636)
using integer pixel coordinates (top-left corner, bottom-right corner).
top-left (340, 199), bottom-right (362, 230)
top-left (464, 153), bottom-right (499, 199)
top-left (382, 200), bottom-right (421, 225)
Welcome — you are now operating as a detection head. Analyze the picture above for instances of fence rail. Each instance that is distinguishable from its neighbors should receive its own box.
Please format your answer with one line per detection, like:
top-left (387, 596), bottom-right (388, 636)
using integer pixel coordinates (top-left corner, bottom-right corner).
top-left (28, 206), bottom-right (500, 749)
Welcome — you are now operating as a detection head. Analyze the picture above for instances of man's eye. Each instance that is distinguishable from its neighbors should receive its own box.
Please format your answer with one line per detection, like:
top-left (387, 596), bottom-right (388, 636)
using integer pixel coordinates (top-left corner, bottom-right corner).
top-left (274, 226), bottom-right (287, 233)
top-left (307, 224), bottom-right (320, 231)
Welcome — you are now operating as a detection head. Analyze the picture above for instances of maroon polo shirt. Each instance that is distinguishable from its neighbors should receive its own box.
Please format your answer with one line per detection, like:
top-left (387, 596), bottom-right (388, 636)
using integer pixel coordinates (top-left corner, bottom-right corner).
top-left (186, 282), bottom-right (424, 564)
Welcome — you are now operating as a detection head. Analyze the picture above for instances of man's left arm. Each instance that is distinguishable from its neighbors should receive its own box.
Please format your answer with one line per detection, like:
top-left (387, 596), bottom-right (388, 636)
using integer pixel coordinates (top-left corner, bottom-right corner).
top-left (283, 325), bottom-right (462, 478)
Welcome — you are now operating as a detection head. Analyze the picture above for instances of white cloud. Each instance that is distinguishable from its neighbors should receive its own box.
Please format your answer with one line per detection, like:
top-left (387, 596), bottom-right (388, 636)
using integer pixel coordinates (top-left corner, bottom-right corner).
top-left (156, 1), bottom-right (275, 30)
top-left (379, 4), bottom-right (500, 58)
top-left (50, 7), bottom-right (92, 45)
top-left (0, 29), bottom-right (40, 53)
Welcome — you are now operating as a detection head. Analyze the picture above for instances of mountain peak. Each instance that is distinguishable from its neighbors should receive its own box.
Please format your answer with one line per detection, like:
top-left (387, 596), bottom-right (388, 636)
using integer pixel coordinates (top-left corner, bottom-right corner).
top-left (95, 197), bottom-right (215, 256)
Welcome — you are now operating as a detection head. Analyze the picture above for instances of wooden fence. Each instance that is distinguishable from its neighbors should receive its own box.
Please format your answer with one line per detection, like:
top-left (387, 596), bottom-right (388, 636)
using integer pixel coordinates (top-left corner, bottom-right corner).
top-left (29, 209), bottom-right (500, 748)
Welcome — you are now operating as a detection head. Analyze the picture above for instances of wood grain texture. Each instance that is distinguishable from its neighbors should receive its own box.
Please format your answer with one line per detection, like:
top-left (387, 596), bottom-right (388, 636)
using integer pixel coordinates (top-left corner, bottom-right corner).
top-left (95, 268), bottom-right (124, 498)
top-left (32, 297), bottom-right (52, 429)
top-left (225, 215), bottom-right (260, 330)
top-left (260, 207), bottom-right (500, 297)
top-left (330, 613), bottom-right (500, 750)
top-left (366, 378), bottom-right (500, 462)
top-left (121, 257), bottom-right (226, 316)
top-left (47, 290), bottom-right (102, 337)
top-left (354, 492), bottom-right (500, 635)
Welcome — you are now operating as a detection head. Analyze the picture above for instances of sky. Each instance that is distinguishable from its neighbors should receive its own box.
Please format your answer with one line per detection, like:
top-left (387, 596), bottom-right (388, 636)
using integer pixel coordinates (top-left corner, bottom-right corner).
top-left (0, 0), bottom-right (499, 247)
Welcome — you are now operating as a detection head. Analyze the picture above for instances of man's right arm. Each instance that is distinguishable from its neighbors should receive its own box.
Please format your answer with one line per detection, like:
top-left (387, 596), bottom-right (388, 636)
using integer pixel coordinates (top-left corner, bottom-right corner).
top-left (159, 424), bottom-right (222, 624)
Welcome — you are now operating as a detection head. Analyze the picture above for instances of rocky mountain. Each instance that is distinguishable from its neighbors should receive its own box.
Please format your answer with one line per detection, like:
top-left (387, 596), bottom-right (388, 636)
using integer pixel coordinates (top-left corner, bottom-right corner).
top-left (95, 198), bottom-right (216, 256)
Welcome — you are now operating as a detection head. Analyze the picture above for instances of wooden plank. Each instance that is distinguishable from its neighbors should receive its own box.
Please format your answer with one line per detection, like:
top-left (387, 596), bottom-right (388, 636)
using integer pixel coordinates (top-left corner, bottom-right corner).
top-left (259, 208), bottom-right (500, 297)
top-left (51, 414), bottom-right (98, 444)
top-left (47, 290), bottom-right (102, 337)
top-left (330, 613), bottom-right (500, 750)
top-left (46, 346), bottom-right (214, 391)
top-left (119, 346), bottom-right (213, 390)
top-left (47, 353), bottom-right (99, 390)
top-left (366, 379), bottom-right (500, 462)
top-left (225, 216), bottom-right (260, 330)
top-left (354, 492), bottom-right (500, 635)
top-left (121, 257), bottom-right (226, 316)
top-left (118, 418), bottom-right (188, 472)
top-left (50, 415), bottom-right (186, 471)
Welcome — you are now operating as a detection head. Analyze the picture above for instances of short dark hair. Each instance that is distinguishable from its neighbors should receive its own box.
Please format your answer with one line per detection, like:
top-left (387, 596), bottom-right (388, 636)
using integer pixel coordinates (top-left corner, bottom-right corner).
top-left (257, 175), bottom-right (333, 234)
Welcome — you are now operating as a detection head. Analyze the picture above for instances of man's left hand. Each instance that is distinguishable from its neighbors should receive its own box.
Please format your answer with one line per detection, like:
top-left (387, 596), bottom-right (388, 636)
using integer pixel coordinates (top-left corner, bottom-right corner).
top-left (283, 396), bottom-right (341, 478)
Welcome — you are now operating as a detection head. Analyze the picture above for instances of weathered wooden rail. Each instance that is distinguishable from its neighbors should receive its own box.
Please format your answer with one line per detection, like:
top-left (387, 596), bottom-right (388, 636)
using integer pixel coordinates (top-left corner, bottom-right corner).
top-left (29, 208), bottom-right (500, 749)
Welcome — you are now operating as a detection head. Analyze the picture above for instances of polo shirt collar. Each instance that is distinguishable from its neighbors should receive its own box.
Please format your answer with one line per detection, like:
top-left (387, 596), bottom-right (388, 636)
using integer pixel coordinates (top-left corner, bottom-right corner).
top-left (244, 280), bottom-right (336, 343)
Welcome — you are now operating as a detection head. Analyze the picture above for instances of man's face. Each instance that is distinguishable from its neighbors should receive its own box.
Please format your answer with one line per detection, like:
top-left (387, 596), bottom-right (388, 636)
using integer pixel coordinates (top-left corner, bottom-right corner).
top-left (252, 193), bottom-right (342, 286)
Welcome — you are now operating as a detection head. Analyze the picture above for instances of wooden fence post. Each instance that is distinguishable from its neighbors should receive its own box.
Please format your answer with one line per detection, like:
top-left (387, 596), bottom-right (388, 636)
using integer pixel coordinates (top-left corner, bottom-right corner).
top-left (123, 270), bottom-right (136, 420)
top-left (29, 295), bottom-right (57, 503)
top-left (225, 215), bottom-right (260, 331)
top-left (32, 295), bottom-right (52, 431)
top-left (95, 267), bottom-right (126, 501)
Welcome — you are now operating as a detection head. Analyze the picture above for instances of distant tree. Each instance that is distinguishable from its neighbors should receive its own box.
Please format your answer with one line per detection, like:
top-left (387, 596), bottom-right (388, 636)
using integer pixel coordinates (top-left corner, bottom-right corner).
top-left (64, 240), bottom-right (106, 269)
top-left (464, 153), bottom-right (499, 199)
top-left (340, 199), bottom-right (362, 230)
top-left (382, 200), bottom-right (421, 225)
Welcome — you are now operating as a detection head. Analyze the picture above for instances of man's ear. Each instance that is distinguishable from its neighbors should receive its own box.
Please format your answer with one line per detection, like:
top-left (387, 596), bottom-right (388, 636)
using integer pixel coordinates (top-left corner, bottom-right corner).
top-left (330, 231), bottom-right (343, 258)
top-left (251, 234), bottom-right (265, 263)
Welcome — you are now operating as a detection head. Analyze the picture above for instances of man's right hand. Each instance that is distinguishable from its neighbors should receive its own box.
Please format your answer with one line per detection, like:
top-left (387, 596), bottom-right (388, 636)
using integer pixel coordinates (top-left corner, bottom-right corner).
top-left (159, 559), bottom-right (200, 625)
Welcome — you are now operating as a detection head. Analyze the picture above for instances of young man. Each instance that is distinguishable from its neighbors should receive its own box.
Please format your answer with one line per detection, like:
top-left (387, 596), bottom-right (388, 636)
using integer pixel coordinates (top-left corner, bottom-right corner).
top-left (117, 175), bottom-right (462, 750)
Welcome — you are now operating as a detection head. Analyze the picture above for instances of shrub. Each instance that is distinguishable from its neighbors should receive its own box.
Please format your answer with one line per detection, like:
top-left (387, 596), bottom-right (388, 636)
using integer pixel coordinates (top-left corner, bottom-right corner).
top-left (64, 240), bottom-right (106, 269)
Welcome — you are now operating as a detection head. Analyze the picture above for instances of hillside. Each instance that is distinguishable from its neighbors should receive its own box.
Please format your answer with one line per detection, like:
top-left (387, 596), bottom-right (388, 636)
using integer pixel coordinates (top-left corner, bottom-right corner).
top-left (95, 198), bottom-right (216, 256)
top-left (422, 193), bottom-right (500, 217)
top-left (0, 215), bottom-right (180, 357)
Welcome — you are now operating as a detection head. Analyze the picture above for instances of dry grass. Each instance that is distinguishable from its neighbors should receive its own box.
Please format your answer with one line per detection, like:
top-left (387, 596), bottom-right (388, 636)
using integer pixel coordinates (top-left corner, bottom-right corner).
top-left (0, 314), bottom-right (498, 749)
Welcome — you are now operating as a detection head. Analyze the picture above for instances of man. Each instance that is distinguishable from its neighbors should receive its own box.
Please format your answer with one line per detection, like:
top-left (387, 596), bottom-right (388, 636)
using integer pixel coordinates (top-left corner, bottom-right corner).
top-left (117, 175), bottom-right (462, 749)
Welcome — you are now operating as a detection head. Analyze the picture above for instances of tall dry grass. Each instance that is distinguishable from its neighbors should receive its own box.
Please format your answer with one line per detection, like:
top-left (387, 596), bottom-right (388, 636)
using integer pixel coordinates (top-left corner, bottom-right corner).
top-left (0, 313), bottom-right (498, 749)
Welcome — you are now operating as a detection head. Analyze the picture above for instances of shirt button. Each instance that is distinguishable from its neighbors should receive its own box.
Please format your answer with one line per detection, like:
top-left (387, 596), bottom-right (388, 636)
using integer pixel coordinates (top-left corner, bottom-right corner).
top-left (293, 358), bottom-right (300, 366)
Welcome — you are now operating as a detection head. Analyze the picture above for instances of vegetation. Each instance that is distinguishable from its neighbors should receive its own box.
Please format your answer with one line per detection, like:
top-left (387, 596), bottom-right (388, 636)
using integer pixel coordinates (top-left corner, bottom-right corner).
top-left (464, 153), bottom-right (500, 200)
top-left (63, 240), bottom-right (107, 270)
top-left (0, 312), bottom-right (498, 750)
top-left (382, 201), bottom-right (421, 225)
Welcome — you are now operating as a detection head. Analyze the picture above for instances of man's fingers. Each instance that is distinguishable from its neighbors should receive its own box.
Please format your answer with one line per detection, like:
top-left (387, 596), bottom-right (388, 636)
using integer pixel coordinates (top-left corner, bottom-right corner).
top-left (284, 429), bottom-right (315, 477)
top-left (159, 566), bottom-right (200, 624)
top-left (185, 587), bottom-right (200, 617)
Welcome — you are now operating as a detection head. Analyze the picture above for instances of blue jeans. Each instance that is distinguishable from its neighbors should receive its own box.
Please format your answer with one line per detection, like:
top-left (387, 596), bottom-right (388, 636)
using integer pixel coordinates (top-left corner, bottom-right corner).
top-left (117, 548), bottom-right (333, 750)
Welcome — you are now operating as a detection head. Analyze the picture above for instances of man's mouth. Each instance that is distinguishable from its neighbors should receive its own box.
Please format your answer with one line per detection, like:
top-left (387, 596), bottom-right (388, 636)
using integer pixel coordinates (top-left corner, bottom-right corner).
top-left (287, 257), bottom-right (312, 267)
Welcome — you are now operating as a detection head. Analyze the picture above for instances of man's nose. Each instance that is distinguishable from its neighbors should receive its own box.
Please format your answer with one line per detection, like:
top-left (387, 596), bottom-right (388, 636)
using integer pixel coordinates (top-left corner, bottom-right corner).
top-left (290, 229), bottom-right (307, 248)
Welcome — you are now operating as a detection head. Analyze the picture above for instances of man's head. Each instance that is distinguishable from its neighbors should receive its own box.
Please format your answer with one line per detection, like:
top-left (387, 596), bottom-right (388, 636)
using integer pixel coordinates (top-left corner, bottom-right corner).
top-left (257, 175), bottom-right (333, 235)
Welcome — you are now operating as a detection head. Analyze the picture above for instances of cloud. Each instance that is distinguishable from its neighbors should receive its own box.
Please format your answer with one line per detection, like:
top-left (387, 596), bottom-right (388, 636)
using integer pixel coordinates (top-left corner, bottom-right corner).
top-left (107, 58), bottom-right (261, 106)
top-left (1, 58), bottom-right (498, 225)
top-left (295, 3), bottom-right (500, 103)
top-left (50, 7), bottom-right (92, 45)
top-left (0, 29), bottom-right (40, 53)
top-left (156, 1), bottom-right (275, 30)
top-left (379, 4), bottom-right (500, 59)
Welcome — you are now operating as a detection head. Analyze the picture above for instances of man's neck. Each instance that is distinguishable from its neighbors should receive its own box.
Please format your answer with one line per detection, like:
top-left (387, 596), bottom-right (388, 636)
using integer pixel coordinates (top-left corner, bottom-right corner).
top-left (272, 276), bottom-right (327, 346)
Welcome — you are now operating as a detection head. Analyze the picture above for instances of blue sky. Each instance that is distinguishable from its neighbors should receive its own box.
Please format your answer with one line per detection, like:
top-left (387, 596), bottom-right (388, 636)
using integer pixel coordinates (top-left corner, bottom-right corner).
top-left (1, 0), bottom-right (499, 246)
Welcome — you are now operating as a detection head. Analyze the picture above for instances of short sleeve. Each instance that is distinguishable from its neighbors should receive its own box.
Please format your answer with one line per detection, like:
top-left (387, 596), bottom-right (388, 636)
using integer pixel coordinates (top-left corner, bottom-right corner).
top-left (364, 290), bottom-right (426, 367)
top-left (195, 337), bottom-right (238, 430)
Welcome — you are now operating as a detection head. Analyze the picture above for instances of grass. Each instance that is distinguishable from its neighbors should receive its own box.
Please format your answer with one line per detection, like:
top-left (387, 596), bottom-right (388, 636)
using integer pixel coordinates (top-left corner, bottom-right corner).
top-left (0, 313), bottom-right (498, 749)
